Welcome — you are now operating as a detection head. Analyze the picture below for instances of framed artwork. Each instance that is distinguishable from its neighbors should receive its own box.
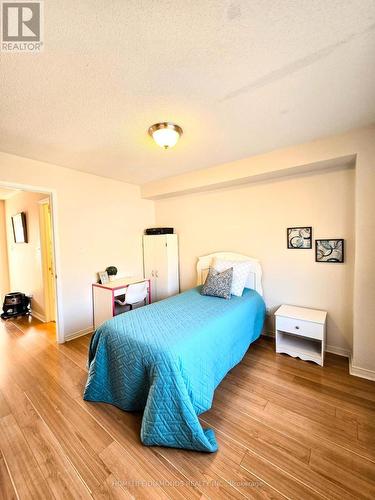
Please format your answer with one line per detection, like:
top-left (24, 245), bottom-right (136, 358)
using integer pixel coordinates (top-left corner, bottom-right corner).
top-left (287, 227), bottom-right (312, 249)
top-left (99, 271), bottom-right (109, 284)
top-left (11, 212), bottom-right (28, 243)
top-left (315, 239), bottom-right (344, 263)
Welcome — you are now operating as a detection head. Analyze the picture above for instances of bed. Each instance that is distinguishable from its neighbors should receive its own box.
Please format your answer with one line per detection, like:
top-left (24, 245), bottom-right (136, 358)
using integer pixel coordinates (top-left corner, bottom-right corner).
top-left (83, 252), bottom-right (265, 452)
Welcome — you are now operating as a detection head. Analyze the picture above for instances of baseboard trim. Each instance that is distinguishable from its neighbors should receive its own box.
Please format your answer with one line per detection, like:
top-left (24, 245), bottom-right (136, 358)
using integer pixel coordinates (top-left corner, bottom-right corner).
top-left (325, 344), bottom-right (351, 358)
top-left (64, 327), bottom-right (93, 342)
top-left (31, 310), bottom-right (46, 323)
top-left (349, 357), bottom-right (375, 381)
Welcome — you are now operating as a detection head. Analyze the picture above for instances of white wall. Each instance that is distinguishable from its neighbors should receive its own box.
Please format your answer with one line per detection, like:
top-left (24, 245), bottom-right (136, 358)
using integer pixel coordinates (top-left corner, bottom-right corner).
top-left (5, 191), bottom-right (46, 318)
top-left (155, 167), bottom-right (355, 352)
top-left (0, 201), bottom-right (10, 300)
top-left (0, 152), bottom-right (155, 340)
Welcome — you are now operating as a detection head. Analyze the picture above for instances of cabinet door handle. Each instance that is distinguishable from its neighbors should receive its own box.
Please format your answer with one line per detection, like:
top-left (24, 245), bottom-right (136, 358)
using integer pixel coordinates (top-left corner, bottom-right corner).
top-left (151, 270), bottom-right (155, 277)
top-left (155, 270), bottom-right (159, 278)
top-left (295, 325), bottom-right (300, 330)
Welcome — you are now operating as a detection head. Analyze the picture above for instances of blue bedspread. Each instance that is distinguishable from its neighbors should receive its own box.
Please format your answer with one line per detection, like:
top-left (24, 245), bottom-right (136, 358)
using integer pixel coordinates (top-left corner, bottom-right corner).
top-left (84, 286), bottom-right (265, 452)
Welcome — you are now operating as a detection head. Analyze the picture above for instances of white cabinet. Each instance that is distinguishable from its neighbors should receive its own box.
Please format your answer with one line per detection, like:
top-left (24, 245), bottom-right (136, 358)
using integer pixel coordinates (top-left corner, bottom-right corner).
top-left (143, 234), bottom-right (179, 302)
top-left (275, 304), bottom-right (327, 366)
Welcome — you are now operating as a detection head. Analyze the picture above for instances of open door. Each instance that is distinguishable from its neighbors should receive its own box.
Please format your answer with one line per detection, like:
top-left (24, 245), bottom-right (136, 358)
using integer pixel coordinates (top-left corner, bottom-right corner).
top-left (39, 198), bottom-right (56, 322)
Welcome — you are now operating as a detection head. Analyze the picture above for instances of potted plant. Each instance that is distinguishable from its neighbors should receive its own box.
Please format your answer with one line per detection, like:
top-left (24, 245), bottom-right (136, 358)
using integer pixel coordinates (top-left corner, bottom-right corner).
top-left (106, 266), bottom-right (118, 282)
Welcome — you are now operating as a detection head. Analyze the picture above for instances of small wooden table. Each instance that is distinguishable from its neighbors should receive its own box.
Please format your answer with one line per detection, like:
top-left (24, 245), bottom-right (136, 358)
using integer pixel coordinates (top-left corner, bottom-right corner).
top-left (92, 277), bottom-right (151, 330)
top-left (274, 304), bottom-right (327, 366)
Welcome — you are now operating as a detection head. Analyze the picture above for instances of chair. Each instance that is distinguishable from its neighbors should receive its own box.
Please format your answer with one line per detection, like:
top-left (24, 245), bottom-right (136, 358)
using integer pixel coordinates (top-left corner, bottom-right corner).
top-left (114, 281), bottom-right (148, 311)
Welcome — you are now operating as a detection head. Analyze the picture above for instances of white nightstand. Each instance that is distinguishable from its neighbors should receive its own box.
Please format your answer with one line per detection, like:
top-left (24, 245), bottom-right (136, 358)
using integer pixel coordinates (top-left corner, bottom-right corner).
top-left (274, 305), bottom-right (327, 366)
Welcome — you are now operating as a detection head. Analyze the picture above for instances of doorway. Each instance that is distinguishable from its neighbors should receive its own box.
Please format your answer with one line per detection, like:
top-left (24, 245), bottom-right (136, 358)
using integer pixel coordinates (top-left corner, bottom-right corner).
top-left (0, 183), bottom-right (61, 342)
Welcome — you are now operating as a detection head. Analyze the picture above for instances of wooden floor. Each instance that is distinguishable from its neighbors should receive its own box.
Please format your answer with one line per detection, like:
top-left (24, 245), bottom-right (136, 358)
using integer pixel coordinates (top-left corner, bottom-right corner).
top-left (1, 318), bottom-right (375, 499)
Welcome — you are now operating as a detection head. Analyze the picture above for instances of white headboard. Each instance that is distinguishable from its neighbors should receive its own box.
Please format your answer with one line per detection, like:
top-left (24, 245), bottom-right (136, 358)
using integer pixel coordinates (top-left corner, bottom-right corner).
top-left (196, 252), bottom-right (263, 296)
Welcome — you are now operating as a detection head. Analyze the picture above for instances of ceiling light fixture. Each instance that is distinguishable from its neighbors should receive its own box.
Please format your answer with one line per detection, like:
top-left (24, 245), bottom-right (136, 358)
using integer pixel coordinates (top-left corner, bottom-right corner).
top-left (148, 122), bottom-right (183, 149)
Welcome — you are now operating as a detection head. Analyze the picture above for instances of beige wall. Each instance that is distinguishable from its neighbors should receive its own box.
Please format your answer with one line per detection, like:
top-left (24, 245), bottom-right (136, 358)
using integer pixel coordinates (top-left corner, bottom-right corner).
top-left (0, 152), bottom-right (155, 340)
top-left (155, 168), bottom-right (355, 352)
top-left (146, 126), bottom-right (375, 377)
top-left (0, 201), bottom-right (10, 299)
top-left (5, 191), bottom-right (46, 319)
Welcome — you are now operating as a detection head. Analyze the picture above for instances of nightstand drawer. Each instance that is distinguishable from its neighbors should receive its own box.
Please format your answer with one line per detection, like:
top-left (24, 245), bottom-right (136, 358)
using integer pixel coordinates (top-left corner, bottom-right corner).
top-left (276, 316), bottom-right (324, 340)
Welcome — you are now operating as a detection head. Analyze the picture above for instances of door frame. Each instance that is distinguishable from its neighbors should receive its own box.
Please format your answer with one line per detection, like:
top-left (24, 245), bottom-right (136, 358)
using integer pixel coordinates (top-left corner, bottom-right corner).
top-left (0, 180), bottom-right (64, 343)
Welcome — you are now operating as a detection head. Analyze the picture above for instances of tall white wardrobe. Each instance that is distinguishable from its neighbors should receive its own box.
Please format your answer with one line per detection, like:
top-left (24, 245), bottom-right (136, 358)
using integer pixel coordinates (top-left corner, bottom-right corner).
top-left (143, 234), bottom-right (179, 302)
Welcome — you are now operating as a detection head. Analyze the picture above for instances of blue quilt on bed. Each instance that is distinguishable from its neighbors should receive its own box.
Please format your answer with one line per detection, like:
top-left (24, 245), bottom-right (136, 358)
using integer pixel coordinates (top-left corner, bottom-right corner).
top-left (83, 286), bottom-right (265, 452)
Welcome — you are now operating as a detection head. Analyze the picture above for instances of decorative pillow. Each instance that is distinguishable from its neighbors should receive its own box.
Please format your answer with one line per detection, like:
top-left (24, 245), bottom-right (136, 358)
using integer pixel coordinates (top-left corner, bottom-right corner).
top-left (213, 258), bottom-right (252, 297)
top-left (201, 267), bottom-right (233, 299)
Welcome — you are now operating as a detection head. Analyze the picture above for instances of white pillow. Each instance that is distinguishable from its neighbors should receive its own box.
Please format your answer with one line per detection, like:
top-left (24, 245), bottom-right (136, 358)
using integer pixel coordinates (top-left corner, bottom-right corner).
top-left (213, 258), bottom-right (252, 297)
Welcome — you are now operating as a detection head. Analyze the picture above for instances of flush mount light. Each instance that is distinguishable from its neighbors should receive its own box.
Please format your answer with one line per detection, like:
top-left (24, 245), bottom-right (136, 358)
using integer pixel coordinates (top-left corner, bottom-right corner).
top-left (148, 122), bottom-right (183, 149)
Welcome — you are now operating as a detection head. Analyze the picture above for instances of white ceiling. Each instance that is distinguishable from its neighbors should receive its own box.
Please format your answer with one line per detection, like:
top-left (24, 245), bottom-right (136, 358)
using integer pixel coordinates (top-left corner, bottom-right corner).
top-left (0, 0), bottom-right (374, 185)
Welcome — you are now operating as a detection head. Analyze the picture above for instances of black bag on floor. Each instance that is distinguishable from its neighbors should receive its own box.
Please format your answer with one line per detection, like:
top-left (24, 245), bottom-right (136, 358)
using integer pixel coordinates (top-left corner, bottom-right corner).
top-left (1, 293), bottom-right (31, 319)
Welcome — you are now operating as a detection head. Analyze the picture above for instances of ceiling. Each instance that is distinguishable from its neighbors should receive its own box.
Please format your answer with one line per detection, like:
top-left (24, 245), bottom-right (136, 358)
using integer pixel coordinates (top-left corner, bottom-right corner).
top-left (0, 1), bottom-right (374, 185)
